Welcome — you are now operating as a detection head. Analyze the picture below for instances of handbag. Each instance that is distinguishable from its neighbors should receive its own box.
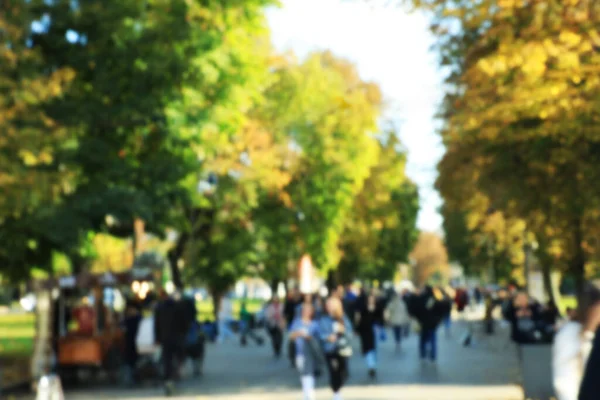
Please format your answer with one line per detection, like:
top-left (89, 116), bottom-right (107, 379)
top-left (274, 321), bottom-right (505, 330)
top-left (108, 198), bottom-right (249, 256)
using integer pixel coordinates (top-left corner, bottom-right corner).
top-left (335, 333), bottom-right (353, 358)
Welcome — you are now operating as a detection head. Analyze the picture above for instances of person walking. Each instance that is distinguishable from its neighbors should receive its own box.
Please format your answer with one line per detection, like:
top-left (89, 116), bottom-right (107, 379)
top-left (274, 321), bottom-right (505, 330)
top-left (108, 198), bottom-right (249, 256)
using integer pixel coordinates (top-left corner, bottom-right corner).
top-left (239, 301), bottom-right (264, 347)
top-left (314, 296), bottom-right (326, 321)
top-left (401, 289), bottom-right (414, 337)
top-left (320, 296), bottom-right (353, 400)
top-left (386, 290), bottom-right (410, 352)
top-left (181, 295), bottom-right (204, 377)
top-left (357, 292), bottom-right (380, 379)
top-left (441, 287), bottom-right (455, 338)
top-left (217, 293), bottom-right (235, 343)
top-left (285, 288), bottom-right (302, 367)
top-left (265, 297), bottom-right (285, 358)
top-left (289, 303), bottom-right (325, 400)
top-left (122, 300), bottom-right (142, 386)
top-left (454, 287), bottom-right (469, 316)
top-left (410, 286), bottom-right (447, 363)
top-left (154, 290), bottom-right (186, 396)
top-left (553, 283), bottom-right (600, 400)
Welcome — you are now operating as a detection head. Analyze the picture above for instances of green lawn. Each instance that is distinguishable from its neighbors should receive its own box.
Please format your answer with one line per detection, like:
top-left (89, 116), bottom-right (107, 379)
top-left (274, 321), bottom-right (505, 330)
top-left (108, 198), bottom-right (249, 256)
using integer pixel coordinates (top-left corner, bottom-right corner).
top-left (0, 298), bottom-right (264, 356)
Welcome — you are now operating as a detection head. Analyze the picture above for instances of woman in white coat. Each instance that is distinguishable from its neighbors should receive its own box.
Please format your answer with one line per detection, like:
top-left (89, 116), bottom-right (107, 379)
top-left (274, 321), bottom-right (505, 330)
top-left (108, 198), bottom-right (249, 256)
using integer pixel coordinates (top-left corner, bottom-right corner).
top-left (552, 283), bottom-right (600, 400)
top-left (386, 291), bottom-right (410, 352)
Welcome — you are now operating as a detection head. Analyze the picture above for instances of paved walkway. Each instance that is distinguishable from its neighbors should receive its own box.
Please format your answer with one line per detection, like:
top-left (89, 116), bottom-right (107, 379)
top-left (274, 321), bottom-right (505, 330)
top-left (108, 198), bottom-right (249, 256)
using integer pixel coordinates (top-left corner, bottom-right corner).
top-left (57, 316), bottom-right (523, 400)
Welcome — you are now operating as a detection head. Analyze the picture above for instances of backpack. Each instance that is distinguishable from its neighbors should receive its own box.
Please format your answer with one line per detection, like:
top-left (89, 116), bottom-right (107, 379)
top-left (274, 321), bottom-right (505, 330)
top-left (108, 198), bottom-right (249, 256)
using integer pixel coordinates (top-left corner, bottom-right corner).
top-left (186, 320), bottom-right (201, 346)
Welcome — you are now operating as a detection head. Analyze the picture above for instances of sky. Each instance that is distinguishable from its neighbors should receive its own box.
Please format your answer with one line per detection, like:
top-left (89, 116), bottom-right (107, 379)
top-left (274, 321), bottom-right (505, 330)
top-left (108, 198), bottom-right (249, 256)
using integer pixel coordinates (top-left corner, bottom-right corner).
top-left (267, 0), bottom-right (445, 232)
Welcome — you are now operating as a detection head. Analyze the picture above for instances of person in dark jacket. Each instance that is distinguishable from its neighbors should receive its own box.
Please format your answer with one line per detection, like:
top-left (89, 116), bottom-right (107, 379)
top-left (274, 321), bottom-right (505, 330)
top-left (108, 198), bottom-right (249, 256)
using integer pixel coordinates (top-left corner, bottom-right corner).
top-left (410, 286), bottom-right (448, 362)
top-left (504, 292), bottom-right (542, 345)
top-left (181, 296), bottom-right (204, 377)
top-left (154, 291), bottom-right (187, 396)
top-left (284, 288), bottom-right (302, 367)
top-left (123, 300), bottom-right (142, 385)
top-left (357, 292), bottom-right (381, 380)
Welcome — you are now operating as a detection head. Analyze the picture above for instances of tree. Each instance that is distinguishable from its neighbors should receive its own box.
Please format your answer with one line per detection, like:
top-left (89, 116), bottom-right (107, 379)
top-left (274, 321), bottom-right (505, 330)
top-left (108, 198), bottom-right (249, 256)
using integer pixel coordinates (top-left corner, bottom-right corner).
top-left (337, 131), bottom-right (419, 283)
top-left (261, 51), bottom-right (383, 273)
top-left (410, 232), bottom-right (449, 286)
top-left (0, 0), bottom-right (276, 281)
top-left (0, 1), bottom-right (77, 220)
top-left (411, 0), bottom-right (600, 301)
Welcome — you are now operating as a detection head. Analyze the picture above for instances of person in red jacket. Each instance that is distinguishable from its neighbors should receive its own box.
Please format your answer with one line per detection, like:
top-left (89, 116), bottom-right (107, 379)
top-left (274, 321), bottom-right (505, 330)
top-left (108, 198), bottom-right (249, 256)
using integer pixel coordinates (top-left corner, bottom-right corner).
top-left (72, 298), bottom-right (95, 335)
top-left (454, 288), bottom-right (469, 314)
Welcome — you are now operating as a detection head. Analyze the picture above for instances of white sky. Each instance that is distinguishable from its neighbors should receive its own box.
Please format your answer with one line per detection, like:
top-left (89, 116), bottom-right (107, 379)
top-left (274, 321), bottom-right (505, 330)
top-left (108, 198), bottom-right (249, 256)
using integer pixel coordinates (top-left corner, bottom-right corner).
top-left (267, 0), bottom-right (445, 232)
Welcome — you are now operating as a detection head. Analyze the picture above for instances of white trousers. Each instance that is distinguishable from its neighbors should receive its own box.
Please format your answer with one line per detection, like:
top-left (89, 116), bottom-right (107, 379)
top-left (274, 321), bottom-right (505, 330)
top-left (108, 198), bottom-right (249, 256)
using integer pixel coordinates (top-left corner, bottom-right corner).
top-left (300, 375), bottom-right (315, 400)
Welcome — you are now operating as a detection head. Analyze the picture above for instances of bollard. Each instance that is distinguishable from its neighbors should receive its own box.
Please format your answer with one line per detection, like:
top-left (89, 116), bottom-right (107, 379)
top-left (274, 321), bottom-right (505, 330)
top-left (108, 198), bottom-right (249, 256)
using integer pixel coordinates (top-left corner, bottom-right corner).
top-left (35, 374), bottom-right (64, 400)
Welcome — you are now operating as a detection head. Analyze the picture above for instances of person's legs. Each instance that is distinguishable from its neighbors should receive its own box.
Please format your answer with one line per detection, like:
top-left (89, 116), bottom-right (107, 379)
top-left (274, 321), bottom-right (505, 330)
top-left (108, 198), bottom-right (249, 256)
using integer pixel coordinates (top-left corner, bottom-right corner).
top-left (288, 339), bottom-right (296, 367)
top-left (444, 315), bottom-right (451, 337)
top-left (365, 350), bottom-right (377, 378)
top-left (239, 320), bottom-right (248, 345)
top-left (218, 319), bottom-right (230, 342)
top-left (300, 375), bottom-right (316, 400)
top-left (274, 327), bottom-right (283, 356)
top-left (334, 354), bottom-right (347, 400)
top-left (162, 343), bottom-right (176, 395)
top-left (419, 330), bottom-right (427, 359)
top-left (392, 325), bottom-right (402, 349)
top-left (430, 329), bottom-right (438, 361)
top-left (326, 353), bottom-right (343, 394)
top-left (249, 327), bottom-right (263, 344)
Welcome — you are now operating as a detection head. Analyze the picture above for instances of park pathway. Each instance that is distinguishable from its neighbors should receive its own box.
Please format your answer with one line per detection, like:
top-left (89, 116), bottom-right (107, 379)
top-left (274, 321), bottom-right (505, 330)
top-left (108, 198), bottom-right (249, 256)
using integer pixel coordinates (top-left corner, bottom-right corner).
top-left (58, 314), bottom-right (523, 400)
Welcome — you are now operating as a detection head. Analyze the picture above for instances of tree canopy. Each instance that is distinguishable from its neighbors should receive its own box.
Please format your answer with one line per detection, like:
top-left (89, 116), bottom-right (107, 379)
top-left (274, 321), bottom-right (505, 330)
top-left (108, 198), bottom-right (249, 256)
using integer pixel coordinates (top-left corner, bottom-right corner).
top-left (2, 0), bottom-right (422, 295)
top-left (410, 0), bottom-right (600, 297)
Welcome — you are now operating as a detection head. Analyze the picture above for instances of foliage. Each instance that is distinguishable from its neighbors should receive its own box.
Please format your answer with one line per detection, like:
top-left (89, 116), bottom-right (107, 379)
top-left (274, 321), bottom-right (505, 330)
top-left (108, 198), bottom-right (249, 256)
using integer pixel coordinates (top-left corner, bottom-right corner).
top-left (0, 2), bottom-right (77, 220)
top-left (261, 51), bottom-right (383, 272)
top-left (0, 0), bottom-right (275, 281)
top-left (1, 1), bottom-right (422, 294)
top-left (338, 131), bottom-right (419, 283)
top-left (410, 0), bottom-right (600, 295)
top-left (410, 231), bottom-right (449, 286)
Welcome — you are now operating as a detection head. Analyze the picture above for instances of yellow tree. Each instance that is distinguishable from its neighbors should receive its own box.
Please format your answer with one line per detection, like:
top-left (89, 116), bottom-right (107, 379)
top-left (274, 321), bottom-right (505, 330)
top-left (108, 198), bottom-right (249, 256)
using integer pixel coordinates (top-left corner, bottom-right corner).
top-left (410, 232), bottom-right (450, 286)
top-left (412, 0), bottom-right (600, 300)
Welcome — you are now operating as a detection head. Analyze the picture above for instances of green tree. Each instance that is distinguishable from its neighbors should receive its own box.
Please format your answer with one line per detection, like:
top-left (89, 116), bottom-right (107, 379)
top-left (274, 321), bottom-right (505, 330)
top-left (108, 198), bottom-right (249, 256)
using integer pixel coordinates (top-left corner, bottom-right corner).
top-left (1, 0), bottom-right (275, 281)
top-left (261, 51), bottom-right (383, 272)
top-left (338, 132), bottom-right (419, 283)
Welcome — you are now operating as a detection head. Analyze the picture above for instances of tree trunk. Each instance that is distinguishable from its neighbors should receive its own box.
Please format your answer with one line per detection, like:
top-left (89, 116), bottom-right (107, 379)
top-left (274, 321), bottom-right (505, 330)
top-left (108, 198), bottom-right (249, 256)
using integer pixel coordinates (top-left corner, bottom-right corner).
top-left (541, 262), bottom-right (556, 305)
top-left (68, 252), bottom-right (88, 275)
top-left (571, 217), bottom-right (586, 316)
top-left (167, 232), bottom-right (188, 290)
top-left (211, 290), bottom-right (223, 322)
top-left (326, 269), bottom-right (336, 293)
top-left (270, 278), bottom-right (279, 297)
top-left (167, 250), bottom-right (184, 290)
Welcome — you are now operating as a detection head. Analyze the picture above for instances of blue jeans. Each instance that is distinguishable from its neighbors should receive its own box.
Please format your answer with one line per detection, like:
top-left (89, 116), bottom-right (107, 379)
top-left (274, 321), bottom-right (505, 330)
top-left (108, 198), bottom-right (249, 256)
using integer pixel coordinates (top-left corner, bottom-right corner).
top-left (374, 324), bottom-right (386, 342)
top-left (392, 325), bottom-right (403, 345)
top-left (443, 315), bottom-right (451, 335)
top-left (365, 350), bottom-right (377, 369)
top-left (419, 328), bottom-right (437, 361)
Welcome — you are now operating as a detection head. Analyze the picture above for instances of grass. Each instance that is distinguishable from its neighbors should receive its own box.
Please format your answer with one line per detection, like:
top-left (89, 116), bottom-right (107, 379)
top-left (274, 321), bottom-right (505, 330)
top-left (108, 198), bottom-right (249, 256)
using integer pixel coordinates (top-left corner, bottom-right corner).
top-left (0, 298), bottom-right (265, 357)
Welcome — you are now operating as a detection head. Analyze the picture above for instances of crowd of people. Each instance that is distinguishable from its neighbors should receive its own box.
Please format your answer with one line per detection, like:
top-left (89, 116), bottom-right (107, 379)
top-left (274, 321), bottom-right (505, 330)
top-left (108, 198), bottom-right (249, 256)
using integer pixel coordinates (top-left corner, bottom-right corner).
top-left (252, 284), bottom-right (455, 400)
top-left (116, 290), bottom-right (205, 395)
top-left (115, 280), bottom-right (600, 400)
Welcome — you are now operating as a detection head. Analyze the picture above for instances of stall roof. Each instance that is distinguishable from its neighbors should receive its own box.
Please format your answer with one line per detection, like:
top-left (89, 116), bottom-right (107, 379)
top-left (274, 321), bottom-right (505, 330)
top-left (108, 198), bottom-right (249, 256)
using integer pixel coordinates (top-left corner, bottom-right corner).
top-left (28, 268), bottom-right (157, 290)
